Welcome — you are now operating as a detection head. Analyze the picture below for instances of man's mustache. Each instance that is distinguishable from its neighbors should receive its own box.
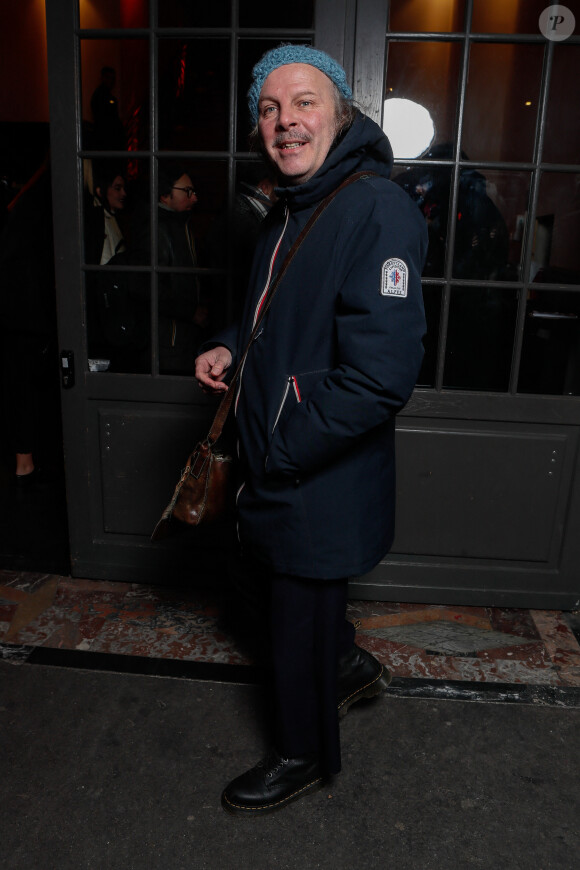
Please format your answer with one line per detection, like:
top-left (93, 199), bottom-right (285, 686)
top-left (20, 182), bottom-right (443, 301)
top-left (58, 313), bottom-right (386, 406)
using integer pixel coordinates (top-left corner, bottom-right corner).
top-left (273, 133), bottom-right (311, 147)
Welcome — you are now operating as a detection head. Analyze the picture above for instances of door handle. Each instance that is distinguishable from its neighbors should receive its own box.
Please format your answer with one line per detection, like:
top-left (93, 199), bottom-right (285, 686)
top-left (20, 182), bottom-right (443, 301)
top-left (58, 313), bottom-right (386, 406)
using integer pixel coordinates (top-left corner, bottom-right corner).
top-left (60, 350), bottom-right (75, 389)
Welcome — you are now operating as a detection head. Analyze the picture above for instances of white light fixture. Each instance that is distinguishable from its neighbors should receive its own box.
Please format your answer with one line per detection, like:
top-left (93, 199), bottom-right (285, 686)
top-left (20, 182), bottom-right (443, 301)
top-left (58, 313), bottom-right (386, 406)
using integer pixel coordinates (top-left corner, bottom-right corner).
top-left (382, 98), bottom-right (435, 159)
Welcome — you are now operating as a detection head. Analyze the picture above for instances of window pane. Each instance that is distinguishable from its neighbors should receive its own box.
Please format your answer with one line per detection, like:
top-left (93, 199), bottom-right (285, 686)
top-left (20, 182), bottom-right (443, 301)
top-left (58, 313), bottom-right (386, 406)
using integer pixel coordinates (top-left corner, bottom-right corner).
top-left (85, 157), bottom-right (151, 374)
top-left (462, 43), bottom-right (543, 162)
top-left (236, 37), bottom-right (313, 150)
top-left (518, 289), bottom-right (580, 395)
top-left (389, 0), bottom-right (464, 32)
top-left (80, 0), bottom-right (149, 29)
top-left (543, 46), bottom-right (580, 165)
top-left (158, 38), bottom-right (230, 151)
top-left (444, 286), bottom-right (519, 391)
top-left (531, 173), bottom-right (580, 284)
top-left (83, 156), bottom-right (146, 265)
top-left (86, 269), bottom-right (151, 373)
top-left (81, 39), bottom-right (149, 150)
top-left (393, 163), bottom-right (453, 278)
top-left (416, 285), bottom-right (443, 388)
top-left (453, 169), bottom-right (530, 281)
top-left (158, 272), bottom-right (213, 376)
top-left (238, 1), bottom-right (314, 28)
top-left (472, 0), bottom-right (579, 33)
top-left (158, 0), bottom-right (230, 27)
top-left (384, 42), bottom-right (461, 158)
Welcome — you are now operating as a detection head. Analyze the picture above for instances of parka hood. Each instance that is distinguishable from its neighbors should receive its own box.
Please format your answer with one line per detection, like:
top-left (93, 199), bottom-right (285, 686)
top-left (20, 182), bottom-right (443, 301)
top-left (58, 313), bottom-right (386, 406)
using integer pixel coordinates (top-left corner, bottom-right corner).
top-left (275, 110), bottom-right (394, 210)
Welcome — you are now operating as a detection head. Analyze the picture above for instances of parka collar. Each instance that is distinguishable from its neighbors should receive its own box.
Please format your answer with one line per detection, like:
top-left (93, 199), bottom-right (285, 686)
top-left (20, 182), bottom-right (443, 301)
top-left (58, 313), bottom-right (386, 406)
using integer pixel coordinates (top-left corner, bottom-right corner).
top-left (274, 110), bottom-right (394, 212)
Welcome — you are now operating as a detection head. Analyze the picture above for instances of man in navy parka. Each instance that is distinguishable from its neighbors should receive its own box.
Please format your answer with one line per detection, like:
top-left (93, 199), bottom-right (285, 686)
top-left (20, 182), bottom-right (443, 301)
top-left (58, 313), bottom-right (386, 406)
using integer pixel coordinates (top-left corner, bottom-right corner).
top-left (195, 45), bottom-right (427, 815)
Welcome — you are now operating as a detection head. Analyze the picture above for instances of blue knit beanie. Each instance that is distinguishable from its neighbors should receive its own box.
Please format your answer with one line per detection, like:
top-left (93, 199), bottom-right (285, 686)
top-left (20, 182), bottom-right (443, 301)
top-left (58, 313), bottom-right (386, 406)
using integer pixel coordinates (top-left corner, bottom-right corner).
top-left (248, 44), bottom-right (352, 126)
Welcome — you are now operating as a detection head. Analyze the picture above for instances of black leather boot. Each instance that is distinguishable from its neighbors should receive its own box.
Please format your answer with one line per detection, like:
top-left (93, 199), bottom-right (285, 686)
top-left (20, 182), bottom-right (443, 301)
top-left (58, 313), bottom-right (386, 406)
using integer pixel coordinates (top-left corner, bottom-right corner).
top-left (337, 643), bottom-right (391, 718)
top-left (221, 749), bottom-right (324, 816)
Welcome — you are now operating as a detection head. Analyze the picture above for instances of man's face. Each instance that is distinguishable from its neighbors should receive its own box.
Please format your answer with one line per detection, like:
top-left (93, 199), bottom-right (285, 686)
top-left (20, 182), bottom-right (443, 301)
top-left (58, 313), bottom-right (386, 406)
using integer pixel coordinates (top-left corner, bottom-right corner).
top-left (258, 64), bottom-right (339, 185)
top-left (103, 176), bottom-right (126, 212)
top-left (160, 174), bottom-right (197, 212)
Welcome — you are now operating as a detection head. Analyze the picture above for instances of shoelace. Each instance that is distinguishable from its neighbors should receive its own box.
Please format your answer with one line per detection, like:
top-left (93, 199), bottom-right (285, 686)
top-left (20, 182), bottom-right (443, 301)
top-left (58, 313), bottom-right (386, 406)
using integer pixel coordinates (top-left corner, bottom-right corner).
top-left (261, 753), bottom-right (290, 778)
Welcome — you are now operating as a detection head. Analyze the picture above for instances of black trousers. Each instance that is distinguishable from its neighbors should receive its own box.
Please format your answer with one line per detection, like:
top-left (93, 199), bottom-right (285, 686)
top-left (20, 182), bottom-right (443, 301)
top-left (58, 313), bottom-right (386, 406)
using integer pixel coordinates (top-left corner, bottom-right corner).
top-left (270, 573), bottom-right (355, 776)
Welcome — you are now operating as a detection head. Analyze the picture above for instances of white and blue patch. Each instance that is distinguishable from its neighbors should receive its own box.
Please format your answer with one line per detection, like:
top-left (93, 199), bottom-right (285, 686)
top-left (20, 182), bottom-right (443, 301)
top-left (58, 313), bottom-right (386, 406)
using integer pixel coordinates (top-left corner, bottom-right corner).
top-left (381, 258), bottom-right (408, 298)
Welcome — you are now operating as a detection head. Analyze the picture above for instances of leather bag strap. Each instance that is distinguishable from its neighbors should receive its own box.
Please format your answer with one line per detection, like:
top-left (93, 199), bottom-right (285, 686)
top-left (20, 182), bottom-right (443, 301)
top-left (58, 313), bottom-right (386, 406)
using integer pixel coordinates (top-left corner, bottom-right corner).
top-left (205, 170), bottom-right (377, 445)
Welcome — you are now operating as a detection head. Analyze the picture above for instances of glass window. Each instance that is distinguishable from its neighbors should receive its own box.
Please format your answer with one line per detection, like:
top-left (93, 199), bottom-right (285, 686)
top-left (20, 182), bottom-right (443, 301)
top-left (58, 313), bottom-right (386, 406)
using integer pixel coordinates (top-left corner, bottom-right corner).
top-left (84, 157), bottom-right (151, 374)
top-left (81, 39), bottom-right (149, 151)
top-left (543, 45), bottom-right (580, 165)
top-left (462, 43), bottom-right (543, 162)
top-left (157, 271), bottom-right (213, 376)
top-left (392, 163), bottom-right (453, 279)
top-left (86, 268), bottom-right (151, 374)
top-left (453, 169), bottom-right (530, 281)
top-left (531, 173), bottom-right (580, 284)
top-left (472, 0), bottom-right (578, 34)
top-left (158, 38), bottom-right (230, 152)
top-left (389, 0), bottom-right (464, 33)
top-left (238, 1), bottom-right (314, 28)
top-left (157, 0), bottom-right (230, 27)
top-left (416, 285), bottom-right (443, 388)
top-left (384, 41), bottom-right (461, 158)
top-left (518, 289), bottom-right (580, 395)
top-left (80, 0), bottom-right (149, 29)
top-left (83, 156), bottom-right (149, 264)
top-left (444, 286), bottom-right (519, 391)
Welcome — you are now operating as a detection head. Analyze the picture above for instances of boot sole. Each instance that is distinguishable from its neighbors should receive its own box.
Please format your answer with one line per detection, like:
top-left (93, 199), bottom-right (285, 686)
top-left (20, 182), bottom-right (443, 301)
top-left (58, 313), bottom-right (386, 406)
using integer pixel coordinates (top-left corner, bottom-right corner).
top-left (337, 666), bottom-right (392, 719)
top-left (221, 776), bottom-right (324, 816)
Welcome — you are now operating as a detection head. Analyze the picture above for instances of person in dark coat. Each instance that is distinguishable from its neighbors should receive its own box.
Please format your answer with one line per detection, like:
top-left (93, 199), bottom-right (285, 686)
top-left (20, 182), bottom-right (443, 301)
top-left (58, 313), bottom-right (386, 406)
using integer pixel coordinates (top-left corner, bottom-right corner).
top-left (195, 45), bottom-right (427, 815)
top-left (127, 162), bottom-right (208, 373)
top-left (90, 66), bottom-right (126, 151)
top-left (83, 162), bottom-right (127, 265)
top-left (0, 159), bottom-right (57, 481)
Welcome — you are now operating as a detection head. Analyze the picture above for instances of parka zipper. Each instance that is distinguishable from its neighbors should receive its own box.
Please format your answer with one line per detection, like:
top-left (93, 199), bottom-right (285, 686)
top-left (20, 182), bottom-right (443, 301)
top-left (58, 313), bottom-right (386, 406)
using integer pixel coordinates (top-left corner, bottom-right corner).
top-left (272, 377), bottom-right (292, 434)
top-left (235, 205), bottom-right (290, 416)
top-left (271, 375), bottom-right (301, 434)
top-left (234, 206), bottom-right (291, 544)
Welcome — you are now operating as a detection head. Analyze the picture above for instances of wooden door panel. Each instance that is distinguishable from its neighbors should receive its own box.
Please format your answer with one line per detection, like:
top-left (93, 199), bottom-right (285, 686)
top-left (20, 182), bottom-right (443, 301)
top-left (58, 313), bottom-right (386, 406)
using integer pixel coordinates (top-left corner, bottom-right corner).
top-left (393, 423), bottom-right (575, 562)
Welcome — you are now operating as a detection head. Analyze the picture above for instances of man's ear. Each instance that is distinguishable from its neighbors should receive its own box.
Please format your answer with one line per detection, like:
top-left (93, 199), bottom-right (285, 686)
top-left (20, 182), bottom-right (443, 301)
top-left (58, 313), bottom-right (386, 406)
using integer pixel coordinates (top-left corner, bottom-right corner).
top-left (159, 192), bottom-right (171, 206)
top-left (95, 186), bottom-right (102, 200)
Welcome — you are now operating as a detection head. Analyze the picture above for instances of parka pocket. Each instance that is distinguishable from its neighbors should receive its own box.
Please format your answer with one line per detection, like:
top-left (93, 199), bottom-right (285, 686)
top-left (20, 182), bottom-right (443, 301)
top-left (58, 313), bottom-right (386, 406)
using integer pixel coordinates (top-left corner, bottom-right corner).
top-left (272, 376), bottom-right (300, 435)
top-left (271, 369), bottom-right (330, 435)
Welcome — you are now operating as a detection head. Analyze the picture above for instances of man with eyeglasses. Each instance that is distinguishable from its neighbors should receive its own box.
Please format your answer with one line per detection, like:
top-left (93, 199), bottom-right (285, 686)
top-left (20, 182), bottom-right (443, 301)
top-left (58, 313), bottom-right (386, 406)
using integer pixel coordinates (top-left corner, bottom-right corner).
top-left (154, 162), bottom-right (208, 374)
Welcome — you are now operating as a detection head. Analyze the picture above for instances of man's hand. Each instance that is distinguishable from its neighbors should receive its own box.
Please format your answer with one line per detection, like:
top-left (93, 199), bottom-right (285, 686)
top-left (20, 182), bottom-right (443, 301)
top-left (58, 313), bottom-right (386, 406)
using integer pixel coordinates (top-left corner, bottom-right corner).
top-left (195, 346), bottom-right (232, 394)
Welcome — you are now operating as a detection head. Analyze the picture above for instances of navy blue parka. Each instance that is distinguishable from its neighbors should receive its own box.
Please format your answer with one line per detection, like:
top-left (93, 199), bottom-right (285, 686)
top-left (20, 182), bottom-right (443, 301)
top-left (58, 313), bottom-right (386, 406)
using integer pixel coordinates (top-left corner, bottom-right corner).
top-left (214, 111), bottom-right (427, 580)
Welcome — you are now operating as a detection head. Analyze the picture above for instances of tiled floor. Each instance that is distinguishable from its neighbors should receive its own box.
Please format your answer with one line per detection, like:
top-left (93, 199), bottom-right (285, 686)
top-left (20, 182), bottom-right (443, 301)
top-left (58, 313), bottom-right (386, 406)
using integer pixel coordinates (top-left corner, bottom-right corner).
top-left (1, 569), bottom-right (580, 705)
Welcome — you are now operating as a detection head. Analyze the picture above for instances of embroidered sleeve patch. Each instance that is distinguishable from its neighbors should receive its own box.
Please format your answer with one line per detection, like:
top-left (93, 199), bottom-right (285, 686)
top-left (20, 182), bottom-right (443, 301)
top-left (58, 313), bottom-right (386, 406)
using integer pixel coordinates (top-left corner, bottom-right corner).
top-left (381, 258), bottom-right (408, 297)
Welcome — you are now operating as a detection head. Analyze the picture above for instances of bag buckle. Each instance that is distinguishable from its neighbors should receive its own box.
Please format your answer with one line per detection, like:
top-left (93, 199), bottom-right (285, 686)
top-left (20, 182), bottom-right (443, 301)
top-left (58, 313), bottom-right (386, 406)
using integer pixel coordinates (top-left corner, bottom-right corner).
top-left (189, 442), bottom-right (210, 479)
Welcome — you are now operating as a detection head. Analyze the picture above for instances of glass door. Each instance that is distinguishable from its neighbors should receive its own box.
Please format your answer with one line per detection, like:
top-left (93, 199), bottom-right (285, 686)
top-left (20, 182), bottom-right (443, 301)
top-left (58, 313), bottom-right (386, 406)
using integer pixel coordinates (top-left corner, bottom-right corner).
top-left (46, 0), bottom-right (321, 581)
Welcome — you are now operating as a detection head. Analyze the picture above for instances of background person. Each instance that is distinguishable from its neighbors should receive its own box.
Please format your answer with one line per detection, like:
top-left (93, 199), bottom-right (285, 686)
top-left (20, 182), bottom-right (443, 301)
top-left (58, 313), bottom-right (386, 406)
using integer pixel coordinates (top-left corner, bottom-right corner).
top-left (206, 168), bottom-right (276, 319)
top-left (90, 66), bottom-right (126, 151)
top-left (0, 159), bottom-right (57, 483)
top-left (84, 162), bottom-right (127, 265)
top-left (129, 162), bottom-right (208, 374)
